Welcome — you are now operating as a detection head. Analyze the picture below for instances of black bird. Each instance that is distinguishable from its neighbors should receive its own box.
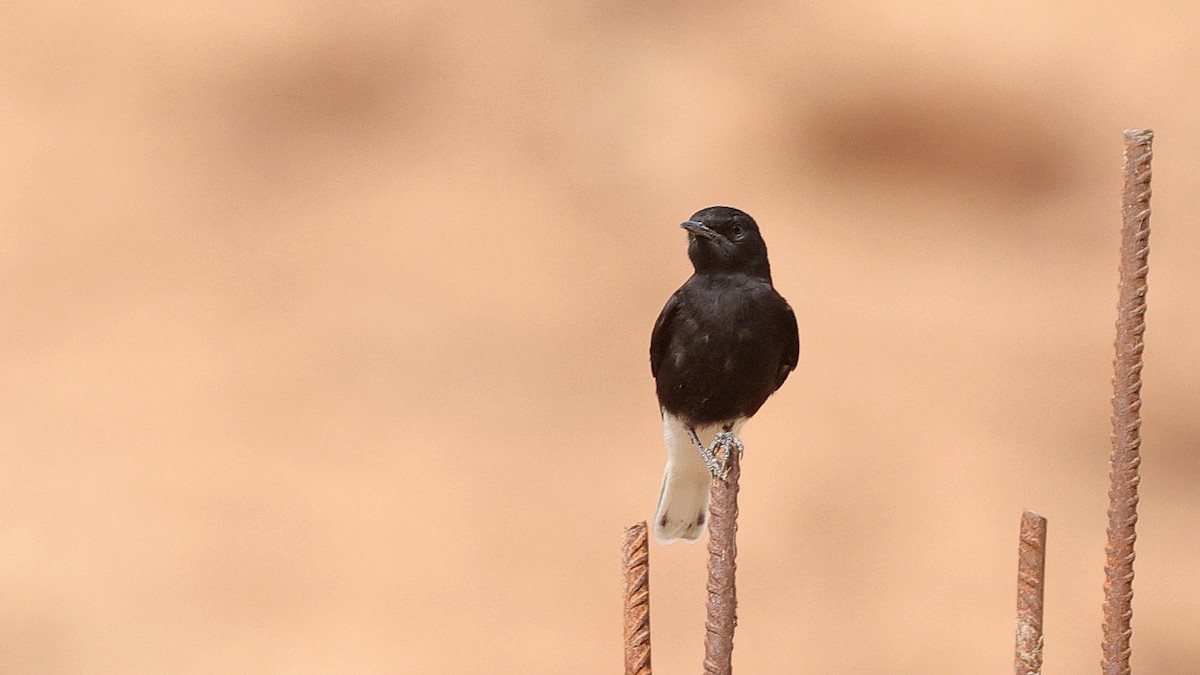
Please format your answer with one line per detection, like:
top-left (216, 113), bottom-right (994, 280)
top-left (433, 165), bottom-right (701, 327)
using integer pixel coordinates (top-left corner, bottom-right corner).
top-left (650, 206), bottom-right (799, 544)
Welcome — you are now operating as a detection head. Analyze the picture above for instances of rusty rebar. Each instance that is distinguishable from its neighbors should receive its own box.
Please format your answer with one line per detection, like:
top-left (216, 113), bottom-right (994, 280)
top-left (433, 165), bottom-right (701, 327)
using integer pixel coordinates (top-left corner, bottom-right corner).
top-left (623, 521), bottom-right (652, 675)
top-left (1015, 510), bottom-right (1048, 675)
top-left (703, 448), bottom-right (740, 674)
top-left (1102, 128), bottom-right (1153, 675)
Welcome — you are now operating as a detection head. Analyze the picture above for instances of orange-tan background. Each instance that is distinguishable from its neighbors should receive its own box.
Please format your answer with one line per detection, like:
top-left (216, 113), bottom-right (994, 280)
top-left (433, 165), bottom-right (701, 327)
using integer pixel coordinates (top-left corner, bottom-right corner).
top-left (3, 3), bottom-right (1198, 673)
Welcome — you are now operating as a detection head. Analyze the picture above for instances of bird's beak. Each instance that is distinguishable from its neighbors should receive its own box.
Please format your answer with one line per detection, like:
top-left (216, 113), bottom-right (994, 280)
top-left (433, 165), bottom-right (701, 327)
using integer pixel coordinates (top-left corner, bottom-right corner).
top-left (681, 220), bottom-right (720, 240)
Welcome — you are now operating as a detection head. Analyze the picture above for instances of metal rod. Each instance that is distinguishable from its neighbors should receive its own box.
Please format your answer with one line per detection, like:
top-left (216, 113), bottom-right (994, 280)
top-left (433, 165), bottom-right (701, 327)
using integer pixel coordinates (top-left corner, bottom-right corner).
top-left (702, 449), bottom-right (740, 674)
top-left (1015, 510), bottom-right (1048, 675)
top-left (1101, 128), bottom-right (1153, 675)
top-left (623, 521), bottom-right (652, 675)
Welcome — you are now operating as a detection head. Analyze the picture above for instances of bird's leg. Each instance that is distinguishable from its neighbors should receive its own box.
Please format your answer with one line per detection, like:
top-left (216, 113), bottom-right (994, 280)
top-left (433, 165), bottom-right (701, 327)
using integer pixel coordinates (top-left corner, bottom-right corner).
top-left (686, 425), bottom-right (744, 480)
top-left (686, 426), bottom-right (725, 477)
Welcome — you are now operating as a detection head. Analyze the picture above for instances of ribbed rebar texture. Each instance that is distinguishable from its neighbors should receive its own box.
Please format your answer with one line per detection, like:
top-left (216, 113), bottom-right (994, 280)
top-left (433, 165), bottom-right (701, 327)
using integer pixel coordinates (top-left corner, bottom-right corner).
top-left (623, 521), bottom-right (652, 675)
top-left (1102, 128), bottom-right (1153, 675)
top-left (702, 449), bottom-right (740, 675)
top-left (1015, 511), bottom-right (1048, 675)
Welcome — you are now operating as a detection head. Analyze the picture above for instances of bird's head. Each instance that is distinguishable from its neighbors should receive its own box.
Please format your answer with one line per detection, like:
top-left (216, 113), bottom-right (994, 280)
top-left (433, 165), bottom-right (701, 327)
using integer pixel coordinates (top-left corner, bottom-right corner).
top-left (681, 206), bottom-right (771, 279)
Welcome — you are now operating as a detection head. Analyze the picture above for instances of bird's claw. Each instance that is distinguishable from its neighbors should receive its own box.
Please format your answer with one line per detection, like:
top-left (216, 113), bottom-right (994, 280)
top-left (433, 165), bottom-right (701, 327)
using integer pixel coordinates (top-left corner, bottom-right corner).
top-left (710, 431), bottom-right (744, 480)
top-left (687, 427), bottom-right (743, 480)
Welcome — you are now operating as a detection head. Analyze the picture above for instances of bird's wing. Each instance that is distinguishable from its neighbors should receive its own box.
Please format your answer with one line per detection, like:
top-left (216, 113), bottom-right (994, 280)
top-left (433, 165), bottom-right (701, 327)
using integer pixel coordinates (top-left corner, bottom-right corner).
top-left (776, 301), bottom-right (800, 390)
top-left (649, 292), bottom-right (680, 379)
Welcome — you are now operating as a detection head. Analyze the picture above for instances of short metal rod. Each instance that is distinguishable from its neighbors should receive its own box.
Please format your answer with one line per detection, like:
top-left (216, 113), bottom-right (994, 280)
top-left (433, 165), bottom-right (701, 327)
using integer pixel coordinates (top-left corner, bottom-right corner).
top-left (623, 521), bottom-right (652, 675)
top-left (1015, 510), bottom-right (1048, 675)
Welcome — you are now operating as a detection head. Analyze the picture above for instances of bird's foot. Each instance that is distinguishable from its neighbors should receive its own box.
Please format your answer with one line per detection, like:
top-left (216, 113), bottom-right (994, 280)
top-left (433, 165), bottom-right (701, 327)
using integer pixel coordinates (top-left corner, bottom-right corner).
top-left (686, 427), bottom-right (743, 480)
top-left (709, 431), bottom-right (744, 480)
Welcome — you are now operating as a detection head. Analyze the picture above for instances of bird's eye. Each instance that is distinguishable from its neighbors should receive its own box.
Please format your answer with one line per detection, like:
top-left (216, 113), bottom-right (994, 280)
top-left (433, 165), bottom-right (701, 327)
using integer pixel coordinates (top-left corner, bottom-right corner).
top-left (730, 225), bottom-right (743, 238)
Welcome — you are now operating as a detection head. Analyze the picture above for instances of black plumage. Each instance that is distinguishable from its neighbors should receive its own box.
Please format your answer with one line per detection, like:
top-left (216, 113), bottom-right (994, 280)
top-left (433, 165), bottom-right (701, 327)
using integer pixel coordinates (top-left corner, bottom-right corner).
top-left (650, 206), bottom-right (799, 428)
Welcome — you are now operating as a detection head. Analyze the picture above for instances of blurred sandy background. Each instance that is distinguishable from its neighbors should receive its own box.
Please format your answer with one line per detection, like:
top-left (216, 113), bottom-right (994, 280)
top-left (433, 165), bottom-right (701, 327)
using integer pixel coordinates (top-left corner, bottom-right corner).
top-left (2, 2), bottom-right (1198, 673)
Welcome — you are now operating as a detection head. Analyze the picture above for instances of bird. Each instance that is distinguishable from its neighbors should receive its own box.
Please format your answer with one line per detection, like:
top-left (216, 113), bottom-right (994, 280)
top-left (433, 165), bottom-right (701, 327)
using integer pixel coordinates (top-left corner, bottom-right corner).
top-left (650, 206), bottom-right (799, 544)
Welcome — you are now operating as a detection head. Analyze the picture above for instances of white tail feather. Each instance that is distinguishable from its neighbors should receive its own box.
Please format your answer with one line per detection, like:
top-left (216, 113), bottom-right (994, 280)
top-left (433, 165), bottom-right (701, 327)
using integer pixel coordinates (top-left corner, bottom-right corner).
top-left (653, 454), bottom-right (710, 544)
top-left (652, 414), bottom-right (745, 544)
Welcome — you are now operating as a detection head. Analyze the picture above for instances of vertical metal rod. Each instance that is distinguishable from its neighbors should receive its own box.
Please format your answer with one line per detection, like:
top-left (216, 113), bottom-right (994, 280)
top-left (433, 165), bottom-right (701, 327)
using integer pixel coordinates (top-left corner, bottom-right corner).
top-left (1015, 510), bottom-right (1048, 675)
top-left (623, 521), bottom-right (653, 675)
top-left (1102, 128), bottom-right (1153, 675)
top-left (702, 449), bottom-right (740, 674)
